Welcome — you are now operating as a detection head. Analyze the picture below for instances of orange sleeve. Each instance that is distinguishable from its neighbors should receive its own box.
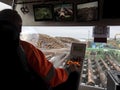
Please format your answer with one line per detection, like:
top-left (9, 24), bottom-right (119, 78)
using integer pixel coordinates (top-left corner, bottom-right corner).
top-left (20, 40), bottom-right (68, 87)
top-left (49, 68), bottom-right (68, 87)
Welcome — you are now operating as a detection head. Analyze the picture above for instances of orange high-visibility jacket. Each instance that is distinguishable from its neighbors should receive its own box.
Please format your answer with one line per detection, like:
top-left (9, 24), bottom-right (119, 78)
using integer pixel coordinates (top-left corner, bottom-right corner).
top-left (20, 40), bottom-right (68, 87)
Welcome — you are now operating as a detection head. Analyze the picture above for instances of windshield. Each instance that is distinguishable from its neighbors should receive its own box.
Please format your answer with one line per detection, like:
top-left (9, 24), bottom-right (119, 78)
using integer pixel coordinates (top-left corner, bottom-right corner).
top-left (20, 26), bottom-right (120, 89)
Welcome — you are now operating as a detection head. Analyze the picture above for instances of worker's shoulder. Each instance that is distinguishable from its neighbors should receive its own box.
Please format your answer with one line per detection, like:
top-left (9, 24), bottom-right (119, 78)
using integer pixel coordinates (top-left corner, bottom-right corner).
top-left (20, 40), bottom-right (35, 48)
top-left (20, 40), bottom-right (43, 54)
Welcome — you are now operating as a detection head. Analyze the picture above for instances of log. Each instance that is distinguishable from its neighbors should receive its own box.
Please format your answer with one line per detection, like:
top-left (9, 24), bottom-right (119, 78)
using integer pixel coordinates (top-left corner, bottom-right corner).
top-left (95, 59), bottom-right (107, 87)
top-left (100, 57), bottom-right (110, 70)
top-left (86, 59), bottom-right (95, 86)
top-left (106, 56), bottom-right (120, 71)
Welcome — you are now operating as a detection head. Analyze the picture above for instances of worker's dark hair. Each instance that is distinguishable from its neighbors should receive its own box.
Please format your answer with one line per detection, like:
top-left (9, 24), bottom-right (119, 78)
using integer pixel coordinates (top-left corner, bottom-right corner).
top-left (0, 9), bottom-right (22, 33)
top-left (0, 9), bottom-right (22, 47)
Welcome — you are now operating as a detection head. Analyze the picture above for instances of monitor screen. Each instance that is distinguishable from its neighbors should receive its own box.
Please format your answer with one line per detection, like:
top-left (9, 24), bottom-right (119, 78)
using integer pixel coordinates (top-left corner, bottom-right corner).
top-left (54, 3), bottom-right (74, 21)
top-left (33, 4), bottom-right (53, 21)
top-left (76, 0), bottom-right (99, 22)
top-left (70, 43), bottom-right (86, 59)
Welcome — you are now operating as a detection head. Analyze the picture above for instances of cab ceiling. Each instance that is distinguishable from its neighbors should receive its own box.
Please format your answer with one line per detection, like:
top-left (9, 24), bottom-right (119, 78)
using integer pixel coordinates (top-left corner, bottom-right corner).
top-left (0, 0), bottom-right (40, 5)
top-left (0, 0), bottom-right (98, 6)
top-left (0, 0), bottom-right (13, 5)
top-left (0, 0), bottom-right (59, 5)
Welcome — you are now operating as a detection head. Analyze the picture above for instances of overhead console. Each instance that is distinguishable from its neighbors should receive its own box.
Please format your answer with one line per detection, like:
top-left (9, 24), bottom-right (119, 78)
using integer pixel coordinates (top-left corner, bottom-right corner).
top-left (13, 0), bottom-right (120, 26)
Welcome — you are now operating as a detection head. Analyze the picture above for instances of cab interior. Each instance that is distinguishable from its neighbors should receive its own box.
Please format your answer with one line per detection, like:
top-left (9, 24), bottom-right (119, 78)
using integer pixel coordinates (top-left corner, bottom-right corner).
top-left (1, 0), bottom-right (120, 90)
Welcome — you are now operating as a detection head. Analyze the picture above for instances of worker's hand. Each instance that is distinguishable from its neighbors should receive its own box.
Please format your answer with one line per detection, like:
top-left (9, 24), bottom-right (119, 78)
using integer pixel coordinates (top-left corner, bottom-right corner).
top-left (69, 63), bottom-right (80, 72)
top-left (65, 63), bottom-right (80, 75)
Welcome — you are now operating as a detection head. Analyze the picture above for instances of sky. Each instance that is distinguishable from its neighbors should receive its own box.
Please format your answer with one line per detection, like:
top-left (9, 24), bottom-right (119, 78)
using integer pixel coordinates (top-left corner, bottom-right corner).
top-left (21, 26), bottom-right (120, 40)
top-left (21, 26), bottom-right (94, 40)
top-left (1, 2), bottom-right (120, 40)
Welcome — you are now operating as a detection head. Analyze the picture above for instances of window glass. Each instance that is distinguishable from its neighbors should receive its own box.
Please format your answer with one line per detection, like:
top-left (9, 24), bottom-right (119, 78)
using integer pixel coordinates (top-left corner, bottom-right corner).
top-left (0, 2), bottom-right (11, 10)
top-left (21, 26), bottom-right (120, 89)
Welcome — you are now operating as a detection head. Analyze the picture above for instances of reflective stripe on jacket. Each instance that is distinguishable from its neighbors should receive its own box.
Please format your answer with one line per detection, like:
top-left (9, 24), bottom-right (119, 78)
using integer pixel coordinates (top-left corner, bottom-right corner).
top-left (20, 40), bottom-right (68, 87)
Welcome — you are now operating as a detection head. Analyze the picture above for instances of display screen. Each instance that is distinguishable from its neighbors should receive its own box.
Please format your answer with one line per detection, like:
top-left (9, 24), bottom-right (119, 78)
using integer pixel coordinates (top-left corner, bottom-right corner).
top-left (70, 43), bottom-right (86, 59)
top-left (54, 3), bottom-right (74, 21)
top-left (73, 46), bottom-right (84, 52)
top-left (76, 0), bottom-right (98, 22)
top-left (33, 4), bottom-right (53, 21)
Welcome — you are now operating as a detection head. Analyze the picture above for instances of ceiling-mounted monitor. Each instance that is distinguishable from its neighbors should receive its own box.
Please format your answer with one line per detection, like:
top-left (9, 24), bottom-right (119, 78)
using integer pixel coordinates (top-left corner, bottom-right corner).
top-left (76, 0), bottom-right (99, 22)
top-left (54, 3), bottom-right (74, 21)
top-left (33, 4), bottom-right (53, 21)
